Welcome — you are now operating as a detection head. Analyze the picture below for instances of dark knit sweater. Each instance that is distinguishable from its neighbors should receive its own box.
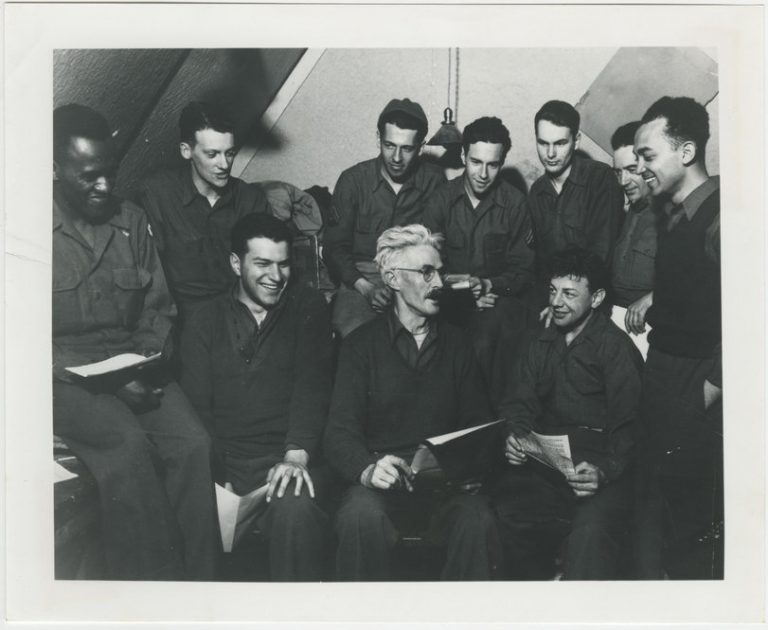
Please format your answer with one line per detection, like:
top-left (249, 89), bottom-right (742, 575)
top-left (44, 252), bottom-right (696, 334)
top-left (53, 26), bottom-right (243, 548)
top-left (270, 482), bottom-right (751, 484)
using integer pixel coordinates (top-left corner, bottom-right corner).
top-left (323, 312), bottom-right (493, 484)
top-left (647, 178), bottom-right (721, 359)
top-left (179, 282), bottom-right (333, 460)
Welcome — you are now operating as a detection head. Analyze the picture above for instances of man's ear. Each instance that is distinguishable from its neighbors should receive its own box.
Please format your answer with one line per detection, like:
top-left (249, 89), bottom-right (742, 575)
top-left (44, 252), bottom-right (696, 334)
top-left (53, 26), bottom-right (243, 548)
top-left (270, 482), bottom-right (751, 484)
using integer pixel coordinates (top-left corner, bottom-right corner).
top-left (375, 129), bottom-right (382, 153)
top-left (574, 131), bottom-right (582, 151)
top-left (680, 140), bottom-right (698, 166)
top-left (383, 269), bottom-right (399, 292)
top-left (229, 252), bottom-right (242, 278)
top-left (591, 287), bottom-right (606, 310)
top-left (180, 142), bottom-right (192, 160)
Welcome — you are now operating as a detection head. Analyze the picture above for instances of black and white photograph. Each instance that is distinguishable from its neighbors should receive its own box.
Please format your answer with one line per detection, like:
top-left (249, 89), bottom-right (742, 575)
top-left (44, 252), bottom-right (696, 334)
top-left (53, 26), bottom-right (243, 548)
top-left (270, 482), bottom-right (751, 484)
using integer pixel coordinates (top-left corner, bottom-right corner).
top-left (3, 2), bottom-right (765, 626)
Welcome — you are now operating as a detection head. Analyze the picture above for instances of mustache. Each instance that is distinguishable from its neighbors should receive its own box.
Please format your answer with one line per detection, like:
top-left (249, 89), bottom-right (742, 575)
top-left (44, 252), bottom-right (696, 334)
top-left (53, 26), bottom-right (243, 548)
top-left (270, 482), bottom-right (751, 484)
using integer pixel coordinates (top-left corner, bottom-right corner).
top-left (426, 288), bottom-right (443, 300)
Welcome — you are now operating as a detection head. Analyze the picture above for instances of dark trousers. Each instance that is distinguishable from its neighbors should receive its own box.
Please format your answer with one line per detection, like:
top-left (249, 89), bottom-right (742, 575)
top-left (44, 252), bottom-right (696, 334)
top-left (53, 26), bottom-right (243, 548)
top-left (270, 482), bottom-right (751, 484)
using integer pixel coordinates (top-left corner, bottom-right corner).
top-left (441, 292), bottom-right (535, 407)
top-left (52, 381), bottom-right (218, 580)
top-left (492, 463), bottom-right (633, 580)
top-left (224, 454), bottom-right (329, 581)
top-left (634, 347), bottom-right (724, 579)
top-left (334, 485), bottom-right (503, 581)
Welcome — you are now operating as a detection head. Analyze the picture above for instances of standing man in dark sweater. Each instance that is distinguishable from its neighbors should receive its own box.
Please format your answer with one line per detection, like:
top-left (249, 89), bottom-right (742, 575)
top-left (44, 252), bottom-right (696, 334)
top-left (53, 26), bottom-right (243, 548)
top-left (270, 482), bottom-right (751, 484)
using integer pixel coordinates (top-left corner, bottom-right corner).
top-left (527, 100), bottom-right (624, 306)
top-left (495, 248), bottom-right (642, 580)
top-left (179, 213), bottom-right (333, 580)
top-left (324, 98), bottom-right (446, 337)
top-left (632, 96), bottom-right (722, 579)
top-left (324, 224), bottom-right (502, 581)
top-left (137, 101), bottom-right (271, 325)
top-left (423, 116), bottom-right (535, 404)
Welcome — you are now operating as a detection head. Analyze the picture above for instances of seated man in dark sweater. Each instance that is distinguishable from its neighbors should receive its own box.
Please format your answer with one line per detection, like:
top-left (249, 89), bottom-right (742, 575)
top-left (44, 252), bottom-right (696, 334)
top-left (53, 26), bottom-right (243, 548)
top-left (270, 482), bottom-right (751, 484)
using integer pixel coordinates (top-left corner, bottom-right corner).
top-left (179, 213), bottom-right (333, 580)
top-left (323, 224), bottom-right (503, 581)
top-left (495, 248), bottom-right (643, 580)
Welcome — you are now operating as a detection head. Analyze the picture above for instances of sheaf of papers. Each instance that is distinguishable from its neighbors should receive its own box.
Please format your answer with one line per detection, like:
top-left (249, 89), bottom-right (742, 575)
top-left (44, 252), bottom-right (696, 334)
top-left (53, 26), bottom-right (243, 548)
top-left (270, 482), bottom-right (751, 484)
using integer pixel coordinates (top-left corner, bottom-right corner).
top-left (518, 431), bottom-right (575, 476)
top-left (215, 482), bottom-right (269, 553)
top-left (65, 352), bottom-right (162, 378)
top-left (54, 461), bottom-right (78, 483)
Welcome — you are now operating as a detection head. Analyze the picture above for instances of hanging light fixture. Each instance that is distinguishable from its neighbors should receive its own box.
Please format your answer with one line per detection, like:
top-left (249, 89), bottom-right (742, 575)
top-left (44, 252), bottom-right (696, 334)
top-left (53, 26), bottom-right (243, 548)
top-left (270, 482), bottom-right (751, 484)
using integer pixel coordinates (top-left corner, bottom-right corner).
top-left (427, 48), bottom-right (462, 148)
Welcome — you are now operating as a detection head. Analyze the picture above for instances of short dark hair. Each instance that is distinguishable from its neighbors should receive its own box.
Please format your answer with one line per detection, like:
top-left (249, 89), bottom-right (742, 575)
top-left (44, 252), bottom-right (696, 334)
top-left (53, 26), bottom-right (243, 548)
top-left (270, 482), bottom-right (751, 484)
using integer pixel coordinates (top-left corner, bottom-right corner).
top-left (179, 101), bottom-right (235, 146)
top-left (641, 96), bottom-right (710, 163)
top-left (610, 121), bottom-right (642, 151)
top-left (547, 247), bottom-right (608, 293)
top-left (534, 100), bottom-right (580, 137)
top-left (377, 110), bottom-right (428, 144)
top-left (231, 213), bottom-right (293, 259)
top-left (53, 104), bottom-right (111, 161)
top-left (462, 116), bottom-right (512, 158)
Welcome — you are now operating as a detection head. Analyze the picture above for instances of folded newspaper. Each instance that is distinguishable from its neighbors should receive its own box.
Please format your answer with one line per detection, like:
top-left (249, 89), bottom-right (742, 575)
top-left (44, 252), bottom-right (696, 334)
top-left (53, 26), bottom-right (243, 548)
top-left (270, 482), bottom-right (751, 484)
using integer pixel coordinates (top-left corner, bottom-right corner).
top-left (215, 482), bottom-right (269, 553)
top-left (517, 431), bottom-right (575, 476)
top-left (65, 352), bottom-right (162, 378)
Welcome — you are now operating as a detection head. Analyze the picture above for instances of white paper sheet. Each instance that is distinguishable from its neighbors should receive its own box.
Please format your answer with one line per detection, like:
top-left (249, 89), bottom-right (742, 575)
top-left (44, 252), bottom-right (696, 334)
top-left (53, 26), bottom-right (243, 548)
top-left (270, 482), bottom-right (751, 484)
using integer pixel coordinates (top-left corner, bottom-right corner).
top-left (65, 352), bottom-right (162, 378)
top-left (518, 431), bottom-right (575, 476)
top-left (214, 482), bottom-right (269, 553)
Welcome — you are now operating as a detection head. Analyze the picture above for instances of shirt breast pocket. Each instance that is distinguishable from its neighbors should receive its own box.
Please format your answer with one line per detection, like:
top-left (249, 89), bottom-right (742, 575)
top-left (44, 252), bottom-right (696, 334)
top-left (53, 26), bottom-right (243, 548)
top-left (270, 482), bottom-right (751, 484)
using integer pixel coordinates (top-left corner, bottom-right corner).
top-left (483, 232), bottom-right (509, 275)
top-left (166, 237), bottom-right (210, 284)
top-left (562, 209), bottom-right (588, 248)
top-left (629, 230), bottom-right (657, 286)
top-left (52, 270), bottom-right (84, 333)
top-left (113, 267), bottom-right (152, 328)
top-left (566, 358), bottom-right (604, 396)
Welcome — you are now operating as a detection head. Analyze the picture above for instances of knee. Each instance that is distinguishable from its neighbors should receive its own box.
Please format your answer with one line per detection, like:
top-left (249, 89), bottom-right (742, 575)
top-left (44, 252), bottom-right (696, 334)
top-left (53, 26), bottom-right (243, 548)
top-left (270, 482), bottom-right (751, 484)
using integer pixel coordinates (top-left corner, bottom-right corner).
top-left (334, 487), bottom-right (389, 536)
top-left (449, 495), bottom-right (498, 536)
top-left (269, 492), bottom-right (325, 531)
top-left (569, 520), bottom-right (613, 550)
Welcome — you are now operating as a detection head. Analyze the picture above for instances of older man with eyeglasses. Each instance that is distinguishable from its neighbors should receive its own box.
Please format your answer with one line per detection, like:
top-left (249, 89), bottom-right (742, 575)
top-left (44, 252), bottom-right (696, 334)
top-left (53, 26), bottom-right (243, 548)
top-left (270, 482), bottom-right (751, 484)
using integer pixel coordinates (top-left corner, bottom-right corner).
top-left (323, 224), bottom-right (503, 581)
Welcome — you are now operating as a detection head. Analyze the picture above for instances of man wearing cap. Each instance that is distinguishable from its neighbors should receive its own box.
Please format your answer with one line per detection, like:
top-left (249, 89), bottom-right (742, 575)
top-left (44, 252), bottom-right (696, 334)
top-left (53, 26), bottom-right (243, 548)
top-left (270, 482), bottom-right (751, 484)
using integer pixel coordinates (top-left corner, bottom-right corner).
top-left (527, 100), bottom-right (624, 306)
top-left (137, 101), bottom-right (271, 325)
top-left (324, 98), bottom-right (446, 337)
top-left (423, 116), bottom-right (534, 403)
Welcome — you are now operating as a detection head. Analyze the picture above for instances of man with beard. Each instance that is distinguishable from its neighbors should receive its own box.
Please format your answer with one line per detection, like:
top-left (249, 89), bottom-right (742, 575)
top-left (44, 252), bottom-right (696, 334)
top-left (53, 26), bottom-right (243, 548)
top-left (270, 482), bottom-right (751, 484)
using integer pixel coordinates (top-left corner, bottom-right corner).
top-left (527, 100), bottom-right (624, 306)
top-left (52, 104), bottom-right (218, 580)
top-left (179, 213), bottom-right (333, 580)
top-left (609, 121), bottom-right (659, 359)
top-left (324, 98), bottom-right (446, 337)
top-left (495, 248), bottom-right (642, 580)
top-left (324, 224), bottom-right (502, 581)
top-left (137, 101), bottom-right (271, 324)
top-left (423, 116), bottom-right (534, 403)
top-left (632, 96), bottom-right (722, 579)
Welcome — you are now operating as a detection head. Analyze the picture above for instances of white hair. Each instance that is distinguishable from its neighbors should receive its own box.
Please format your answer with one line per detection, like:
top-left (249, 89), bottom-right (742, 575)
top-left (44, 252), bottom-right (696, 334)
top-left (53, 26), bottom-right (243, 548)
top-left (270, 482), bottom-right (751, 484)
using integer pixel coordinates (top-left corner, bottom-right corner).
top-left (374, 224), bottom-right (444, 275)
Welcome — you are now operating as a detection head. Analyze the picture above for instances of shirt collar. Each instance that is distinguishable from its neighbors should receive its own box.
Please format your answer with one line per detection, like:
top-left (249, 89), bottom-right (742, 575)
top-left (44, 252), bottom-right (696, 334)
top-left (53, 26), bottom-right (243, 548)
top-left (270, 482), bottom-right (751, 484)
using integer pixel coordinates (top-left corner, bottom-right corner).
top-left (681, 175), bottom-right (719, 220)
top-left (181, 166), bottom-right (235, 208)
top-left (229, 279), bottom-right (290, 331)
top-left (387, 308), bottom-right (437, 346)
top-left (535, 155), bottom-right (586, 196)
top-left (372, 156), bottom-right (422, 193)
top-left (537, 308), bottom-right (608, 346)
top-left (565, 155), bottom-right (587, 187)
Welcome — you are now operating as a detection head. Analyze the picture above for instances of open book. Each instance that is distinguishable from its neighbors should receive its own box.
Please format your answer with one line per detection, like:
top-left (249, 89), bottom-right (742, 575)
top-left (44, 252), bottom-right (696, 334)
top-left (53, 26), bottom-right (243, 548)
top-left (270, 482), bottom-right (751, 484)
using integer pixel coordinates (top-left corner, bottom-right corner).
top-left (410, 419), bottom-right (505, 486)
top-left (65, 352), bottom-right (162, 378)
top-left (214, 482), bottom-right (269, 553)
top-left (517, 431), bottom-right (575, 476)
